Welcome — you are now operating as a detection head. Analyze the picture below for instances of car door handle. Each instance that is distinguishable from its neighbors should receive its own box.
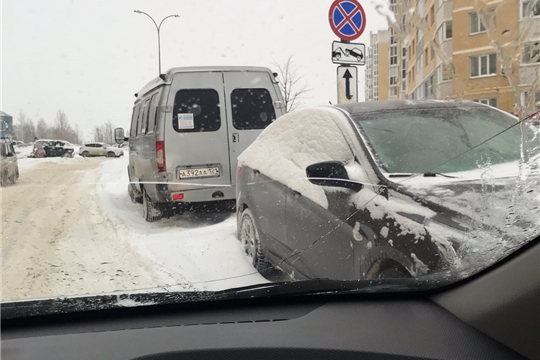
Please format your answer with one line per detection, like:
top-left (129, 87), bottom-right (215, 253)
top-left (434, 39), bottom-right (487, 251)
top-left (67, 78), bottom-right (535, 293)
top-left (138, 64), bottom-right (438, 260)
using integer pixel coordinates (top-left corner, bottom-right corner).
top-left (232, 133), bottom-right (239, 143)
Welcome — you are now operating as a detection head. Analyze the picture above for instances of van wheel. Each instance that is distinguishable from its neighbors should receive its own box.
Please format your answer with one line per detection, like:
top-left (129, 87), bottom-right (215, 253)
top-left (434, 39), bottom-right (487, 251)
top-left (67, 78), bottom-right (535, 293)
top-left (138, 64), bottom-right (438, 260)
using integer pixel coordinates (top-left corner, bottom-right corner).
top-left (128, 184), bottom-right (143, 204)
top-left (142, 188), bottom-right (162, 222)
top-left (82, 151), bottom-right (90, 157)
top-left (239, 209), bottom-right (271, 274)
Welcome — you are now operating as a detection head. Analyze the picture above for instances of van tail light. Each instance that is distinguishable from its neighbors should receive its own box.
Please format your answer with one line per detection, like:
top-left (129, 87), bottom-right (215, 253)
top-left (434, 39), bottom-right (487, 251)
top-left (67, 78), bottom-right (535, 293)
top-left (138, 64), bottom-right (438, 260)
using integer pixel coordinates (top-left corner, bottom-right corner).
top-left (236, 166), bottom-right (242, 176)
top-left (156, 141), bottom-right (166, 172)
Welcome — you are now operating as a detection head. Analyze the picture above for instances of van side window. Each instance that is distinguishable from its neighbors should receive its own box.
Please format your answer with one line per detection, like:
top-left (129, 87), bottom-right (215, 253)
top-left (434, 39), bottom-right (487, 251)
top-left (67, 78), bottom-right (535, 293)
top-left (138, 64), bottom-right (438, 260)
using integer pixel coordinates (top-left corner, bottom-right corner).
top-left (139, 100), bottom-right (150, 135)
top-left (130, 105), bottom-right (141, 137)
top-left (147, 93), bottom-right (159, 134)
top-left (173, 89), bottom-right (221, 132)
top-left (231, 88), bottom-right (276, 130)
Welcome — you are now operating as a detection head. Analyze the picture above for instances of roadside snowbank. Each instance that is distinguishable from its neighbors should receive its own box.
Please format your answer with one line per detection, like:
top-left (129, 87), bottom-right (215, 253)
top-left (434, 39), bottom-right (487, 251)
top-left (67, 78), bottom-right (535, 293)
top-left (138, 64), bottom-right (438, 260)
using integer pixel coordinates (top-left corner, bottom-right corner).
top-left (96, 157), bottom-right (268, 292)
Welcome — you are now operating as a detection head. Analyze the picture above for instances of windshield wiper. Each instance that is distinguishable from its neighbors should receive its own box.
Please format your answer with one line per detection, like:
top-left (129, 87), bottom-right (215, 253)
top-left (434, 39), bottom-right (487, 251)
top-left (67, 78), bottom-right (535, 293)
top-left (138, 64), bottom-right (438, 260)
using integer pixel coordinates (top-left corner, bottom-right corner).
top-left (389, 172), bottom-right (458, 178)
top-left (423, 172), bottom-right (458, 178)
top-left (1, 277), bottom-right (459, 320)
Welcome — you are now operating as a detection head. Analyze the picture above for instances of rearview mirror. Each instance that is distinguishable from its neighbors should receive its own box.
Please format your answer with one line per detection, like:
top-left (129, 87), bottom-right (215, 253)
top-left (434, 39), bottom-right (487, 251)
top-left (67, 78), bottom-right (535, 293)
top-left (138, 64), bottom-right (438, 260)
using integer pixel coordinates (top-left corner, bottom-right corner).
top-left (114, 128), bottom-right (127, 144)
top-left (306, 161), bottom-right (363, 192)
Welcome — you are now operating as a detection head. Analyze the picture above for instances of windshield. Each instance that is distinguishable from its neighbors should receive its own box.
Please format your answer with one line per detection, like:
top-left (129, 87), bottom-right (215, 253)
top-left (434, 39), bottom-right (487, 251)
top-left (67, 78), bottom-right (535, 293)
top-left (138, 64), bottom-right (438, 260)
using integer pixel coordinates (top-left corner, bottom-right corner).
top-left (354, 106), bottom-right (538, 174)
top-left (2, 0), bottom-right (540, 314)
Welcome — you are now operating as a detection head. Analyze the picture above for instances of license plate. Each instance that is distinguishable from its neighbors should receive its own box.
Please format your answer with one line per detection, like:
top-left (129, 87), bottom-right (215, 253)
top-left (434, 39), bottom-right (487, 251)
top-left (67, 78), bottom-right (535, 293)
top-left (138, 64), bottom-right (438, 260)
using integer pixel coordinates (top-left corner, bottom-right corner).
top-left (178, 167), bottom-right (220, 179)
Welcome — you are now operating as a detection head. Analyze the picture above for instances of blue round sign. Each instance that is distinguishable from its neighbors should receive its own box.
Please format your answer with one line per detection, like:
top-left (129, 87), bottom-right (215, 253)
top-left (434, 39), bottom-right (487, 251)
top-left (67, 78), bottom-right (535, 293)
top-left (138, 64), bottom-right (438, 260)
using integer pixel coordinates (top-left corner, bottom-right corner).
top-left (329, 0), bottom-right (367, 41)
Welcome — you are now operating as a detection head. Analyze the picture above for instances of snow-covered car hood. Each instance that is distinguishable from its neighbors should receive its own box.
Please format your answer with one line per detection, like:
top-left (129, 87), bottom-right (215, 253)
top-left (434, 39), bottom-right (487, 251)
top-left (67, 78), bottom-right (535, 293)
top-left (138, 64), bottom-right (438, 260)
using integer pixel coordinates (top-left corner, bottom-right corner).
top-left (389, 158), bottom-right (540, 273)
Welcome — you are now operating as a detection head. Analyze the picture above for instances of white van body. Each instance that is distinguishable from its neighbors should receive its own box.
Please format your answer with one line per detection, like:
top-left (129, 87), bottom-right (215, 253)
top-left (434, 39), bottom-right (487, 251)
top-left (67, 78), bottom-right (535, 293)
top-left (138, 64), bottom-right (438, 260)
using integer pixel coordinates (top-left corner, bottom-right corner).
top-left (127, 66), bottom-right (285, 221)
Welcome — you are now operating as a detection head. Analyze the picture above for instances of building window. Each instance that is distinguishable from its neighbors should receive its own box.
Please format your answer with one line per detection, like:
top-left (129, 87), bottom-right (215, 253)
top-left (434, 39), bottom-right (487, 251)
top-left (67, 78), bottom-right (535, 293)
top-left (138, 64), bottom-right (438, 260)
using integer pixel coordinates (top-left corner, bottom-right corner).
top-left (390, 28), bottom-right (397, 45)
top-left (430, 6), bottom-right (435, 25)
top-left (390, 46), bottom-right (398, 65)
top-left (390, 87), bottom-right (399, 96)
top-left (522, 0), bottom-right (540, 17)
top-left (431, 45), bottom-right (435, 60)
top-left (389, 67), bottom-right (398, 85)
top-left (522, 90), bottom-right (540, 107)
top-left (470, 12), bottom-right (486, 34)
top-left (438, 21), bottom-right (453, 43)
top-left (474, 99), bottom-right (497, 107)
top-left (425, 48), bottom-right (429, 65)
top-left (522, 42), bottom-right (540, 64)
top-left (439, 63), bottom-right (453, 81)
top-left (470, 54), bottom-right (497, 77)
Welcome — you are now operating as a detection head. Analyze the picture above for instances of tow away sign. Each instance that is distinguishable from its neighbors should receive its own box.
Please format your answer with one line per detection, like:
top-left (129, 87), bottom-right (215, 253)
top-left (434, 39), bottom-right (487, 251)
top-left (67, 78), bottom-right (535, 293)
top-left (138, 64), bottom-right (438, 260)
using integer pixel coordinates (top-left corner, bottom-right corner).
top-left (337, 66), bottom-right (358, 104)
top-left (332, 41), bottom-right (365, 66)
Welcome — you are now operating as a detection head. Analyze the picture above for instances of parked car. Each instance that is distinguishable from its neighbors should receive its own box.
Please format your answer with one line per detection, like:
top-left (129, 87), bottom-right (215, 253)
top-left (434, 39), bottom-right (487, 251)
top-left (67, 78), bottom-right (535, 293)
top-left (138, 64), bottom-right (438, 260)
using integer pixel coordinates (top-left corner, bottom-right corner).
top-left (79, 143), bottom-right (123, 158)
top-left (236, 101), bottom-right (540, 280)
top-left (43, 141), bottom-right (75, 158)
top-left (115, 66), bottom-right (286, 222)
top-left (1, 138), bottom-right (19, 186)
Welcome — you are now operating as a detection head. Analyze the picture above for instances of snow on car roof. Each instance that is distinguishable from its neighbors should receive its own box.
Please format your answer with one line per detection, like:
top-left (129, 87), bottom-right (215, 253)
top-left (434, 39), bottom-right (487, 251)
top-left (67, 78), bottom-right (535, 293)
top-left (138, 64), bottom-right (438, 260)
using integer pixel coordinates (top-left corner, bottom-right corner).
top-left (336, 100), bottom-right (487, 115)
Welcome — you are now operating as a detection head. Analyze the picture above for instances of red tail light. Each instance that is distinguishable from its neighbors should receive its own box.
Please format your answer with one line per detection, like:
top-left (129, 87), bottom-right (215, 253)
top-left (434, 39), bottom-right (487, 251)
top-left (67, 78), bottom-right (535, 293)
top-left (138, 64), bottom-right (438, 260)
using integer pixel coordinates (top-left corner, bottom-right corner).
top-left (172, 193), bottom-right (184, 201)
top-left (236, 166), bottom-right (242, 176)
top-left (156, 141), bottom-right (166, 172)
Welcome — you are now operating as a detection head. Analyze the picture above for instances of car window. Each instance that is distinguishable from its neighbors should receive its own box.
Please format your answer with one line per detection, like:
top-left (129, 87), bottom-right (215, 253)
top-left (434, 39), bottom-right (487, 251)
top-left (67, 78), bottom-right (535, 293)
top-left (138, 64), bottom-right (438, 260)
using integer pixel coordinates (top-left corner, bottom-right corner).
top-left (231, 89), bottom-right (276, 130)
top-left (147, 93), bottom-right (159, 134)
top-left (353, 107), bottom-right (533, 173)
top-left (173, 89), bottom-right (221, 132)
top-left (130, 105), bottom-right (140, 137)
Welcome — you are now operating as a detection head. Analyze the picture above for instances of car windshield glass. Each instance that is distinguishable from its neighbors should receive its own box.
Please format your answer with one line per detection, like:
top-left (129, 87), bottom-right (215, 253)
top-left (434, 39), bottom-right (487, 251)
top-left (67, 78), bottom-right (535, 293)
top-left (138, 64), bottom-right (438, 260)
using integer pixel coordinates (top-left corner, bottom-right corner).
top-left (353, 106), bottom-right (539, 174)
top-left (2, 0), bottom-right (540, 315)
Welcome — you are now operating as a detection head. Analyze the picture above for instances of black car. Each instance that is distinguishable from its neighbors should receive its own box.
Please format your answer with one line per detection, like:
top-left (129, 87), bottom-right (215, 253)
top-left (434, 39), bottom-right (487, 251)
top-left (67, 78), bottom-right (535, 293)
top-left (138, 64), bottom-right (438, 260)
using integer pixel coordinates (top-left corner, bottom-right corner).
top-left (236, 101), bottom-right (540, 281)
top-left (43, 141), bottom-right (75, 158)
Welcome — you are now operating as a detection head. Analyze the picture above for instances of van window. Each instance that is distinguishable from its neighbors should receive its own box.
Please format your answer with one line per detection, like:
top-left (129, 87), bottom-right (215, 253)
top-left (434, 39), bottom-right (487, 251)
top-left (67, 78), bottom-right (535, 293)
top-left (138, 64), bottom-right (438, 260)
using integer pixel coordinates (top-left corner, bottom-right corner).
top-left (231, 88), bottom-right (276, 130)
top-left (173, 89), bottom-right (221, 132)
top-left (139, 100), bottom-right (150, 135)
top-left (130, 105), bottom-right (140, 137)
top-left (148, 93), bottom-right (159, 134)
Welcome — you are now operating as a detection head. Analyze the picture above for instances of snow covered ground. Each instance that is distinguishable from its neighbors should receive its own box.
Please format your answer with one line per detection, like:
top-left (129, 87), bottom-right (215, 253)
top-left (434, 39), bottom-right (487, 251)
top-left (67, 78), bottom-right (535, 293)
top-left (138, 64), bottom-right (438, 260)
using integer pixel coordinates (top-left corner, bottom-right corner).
top-left (1, 154), bottom-right (267, 302)
top-left (96, 157), bottom-right (268, 292)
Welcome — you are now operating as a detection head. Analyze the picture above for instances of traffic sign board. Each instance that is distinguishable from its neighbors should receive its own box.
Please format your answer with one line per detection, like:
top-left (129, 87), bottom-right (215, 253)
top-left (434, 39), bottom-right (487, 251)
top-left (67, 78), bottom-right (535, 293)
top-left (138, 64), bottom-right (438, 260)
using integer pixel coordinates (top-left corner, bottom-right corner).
top-left (328, 0), bottom-right (367, 41)
top-left (337, 66), bottom-right (358, 104)
top-left (332, 41), bottom-right (365, 65)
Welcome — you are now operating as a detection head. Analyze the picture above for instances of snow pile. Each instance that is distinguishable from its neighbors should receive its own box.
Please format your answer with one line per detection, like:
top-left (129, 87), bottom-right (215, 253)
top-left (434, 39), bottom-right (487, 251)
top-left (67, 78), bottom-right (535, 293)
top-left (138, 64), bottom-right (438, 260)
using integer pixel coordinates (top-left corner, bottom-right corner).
top-left (95, 157), bottom-right (268, 292)
top-left (238, 108), bottom-right (356, 209)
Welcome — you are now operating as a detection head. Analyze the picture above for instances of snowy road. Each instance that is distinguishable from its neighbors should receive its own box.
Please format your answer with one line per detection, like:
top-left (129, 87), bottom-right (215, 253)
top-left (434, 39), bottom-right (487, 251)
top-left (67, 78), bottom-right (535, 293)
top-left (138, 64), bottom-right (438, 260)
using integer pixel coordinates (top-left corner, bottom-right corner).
top-left (2, 156), bottom-right (268, 302)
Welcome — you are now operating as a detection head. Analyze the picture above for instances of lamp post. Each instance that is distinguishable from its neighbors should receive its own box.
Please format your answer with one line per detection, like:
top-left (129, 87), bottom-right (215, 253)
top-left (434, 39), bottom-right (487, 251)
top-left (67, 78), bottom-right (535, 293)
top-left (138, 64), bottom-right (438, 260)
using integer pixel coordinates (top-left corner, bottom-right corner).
top-left (134, 10), bottom-right (180, 75)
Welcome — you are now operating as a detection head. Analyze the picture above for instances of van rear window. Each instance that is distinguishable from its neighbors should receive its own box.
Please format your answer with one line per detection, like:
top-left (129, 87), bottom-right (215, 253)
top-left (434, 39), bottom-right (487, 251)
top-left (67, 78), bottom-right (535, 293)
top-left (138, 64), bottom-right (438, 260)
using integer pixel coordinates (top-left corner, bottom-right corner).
top-left (173, 89), bottom-right (221, 132)
top-left (231, 89), bottom-right (276, 130)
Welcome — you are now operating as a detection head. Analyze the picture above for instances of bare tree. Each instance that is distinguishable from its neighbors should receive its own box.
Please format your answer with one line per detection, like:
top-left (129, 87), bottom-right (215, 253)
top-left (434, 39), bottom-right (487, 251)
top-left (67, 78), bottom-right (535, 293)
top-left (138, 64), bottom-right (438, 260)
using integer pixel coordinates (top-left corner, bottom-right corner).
top-left (36, 118), bottom-right (52, 139)
top-left (15, 111), bottom-right (36, 143)
top-left (92, 121), bottom-right (116, 144)
top-left (273, 55), bottom-right (311, 112)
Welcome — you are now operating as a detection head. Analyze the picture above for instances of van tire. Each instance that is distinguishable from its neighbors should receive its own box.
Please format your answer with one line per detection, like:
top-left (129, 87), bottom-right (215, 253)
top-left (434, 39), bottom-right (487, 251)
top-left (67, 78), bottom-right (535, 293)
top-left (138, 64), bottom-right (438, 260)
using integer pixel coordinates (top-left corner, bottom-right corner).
top-left (142, 188), bottom-right (162, 222)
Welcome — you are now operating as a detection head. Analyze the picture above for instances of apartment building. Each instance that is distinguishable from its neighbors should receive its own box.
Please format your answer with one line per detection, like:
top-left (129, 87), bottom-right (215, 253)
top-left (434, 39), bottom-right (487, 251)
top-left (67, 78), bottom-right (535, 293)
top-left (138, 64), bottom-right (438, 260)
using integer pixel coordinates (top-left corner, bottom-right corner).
top-left (365, 0), bottom-right (540, 113)
top-left (365, 30), bottom-right (390, 101)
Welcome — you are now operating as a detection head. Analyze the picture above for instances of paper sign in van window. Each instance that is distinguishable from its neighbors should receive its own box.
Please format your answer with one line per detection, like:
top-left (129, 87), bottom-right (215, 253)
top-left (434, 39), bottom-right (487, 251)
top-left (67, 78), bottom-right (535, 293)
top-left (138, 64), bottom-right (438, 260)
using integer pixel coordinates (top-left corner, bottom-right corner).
top-left (178, 114), bottom-right (195, 130)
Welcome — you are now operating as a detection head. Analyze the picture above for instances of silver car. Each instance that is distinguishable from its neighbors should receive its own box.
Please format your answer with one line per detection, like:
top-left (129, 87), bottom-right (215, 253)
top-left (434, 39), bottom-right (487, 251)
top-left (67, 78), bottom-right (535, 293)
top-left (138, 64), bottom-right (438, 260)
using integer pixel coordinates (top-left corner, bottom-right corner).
top-left (79, 143), bottom-right (124, 158)
top-left (115, 66), bottom-right (286, 222)
top-left (1, 138), bottom-right (19, 186)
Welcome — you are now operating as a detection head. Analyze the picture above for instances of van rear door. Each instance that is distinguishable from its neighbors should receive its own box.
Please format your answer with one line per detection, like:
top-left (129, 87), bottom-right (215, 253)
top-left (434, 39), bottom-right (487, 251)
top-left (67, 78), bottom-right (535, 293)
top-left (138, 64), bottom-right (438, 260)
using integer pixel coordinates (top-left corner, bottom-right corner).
top-left (223, 71), bottom-right (283, 186)
top-left (166, 71), bottom-right (232, 189)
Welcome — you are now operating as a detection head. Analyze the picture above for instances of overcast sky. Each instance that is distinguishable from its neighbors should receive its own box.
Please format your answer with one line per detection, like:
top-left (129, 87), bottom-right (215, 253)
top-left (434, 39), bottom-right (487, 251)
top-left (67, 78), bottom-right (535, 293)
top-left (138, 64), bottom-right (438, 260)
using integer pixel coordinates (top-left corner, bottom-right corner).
top-left (2, 0), bottom-right (388, 140)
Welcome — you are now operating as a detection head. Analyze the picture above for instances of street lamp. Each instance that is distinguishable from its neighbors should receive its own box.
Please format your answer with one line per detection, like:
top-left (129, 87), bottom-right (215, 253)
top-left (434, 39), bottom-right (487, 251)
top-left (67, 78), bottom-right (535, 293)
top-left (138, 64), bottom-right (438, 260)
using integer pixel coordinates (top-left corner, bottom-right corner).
top-left (134, 10), bottom-right (180, 75)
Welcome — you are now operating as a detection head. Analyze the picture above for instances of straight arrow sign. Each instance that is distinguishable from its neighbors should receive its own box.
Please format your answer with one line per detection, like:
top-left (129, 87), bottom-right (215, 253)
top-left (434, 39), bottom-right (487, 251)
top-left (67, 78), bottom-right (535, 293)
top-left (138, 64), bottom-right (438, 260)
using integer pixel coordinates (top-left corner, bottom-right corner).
top-left (337, 66), bottom-right (358, 104)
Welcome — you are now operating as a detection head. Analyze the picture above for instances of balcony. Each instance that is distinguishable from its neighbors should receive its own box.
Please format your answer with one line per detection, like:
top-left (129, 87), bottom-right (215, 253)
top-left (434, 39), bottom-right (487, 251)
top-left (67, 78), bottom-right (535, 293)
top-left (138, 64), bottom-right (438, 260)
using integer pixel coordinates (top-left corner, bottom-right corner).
top-left (520, 17), bottom-right (540, 42)
top-left (520, 63), bottom-right (540, 85)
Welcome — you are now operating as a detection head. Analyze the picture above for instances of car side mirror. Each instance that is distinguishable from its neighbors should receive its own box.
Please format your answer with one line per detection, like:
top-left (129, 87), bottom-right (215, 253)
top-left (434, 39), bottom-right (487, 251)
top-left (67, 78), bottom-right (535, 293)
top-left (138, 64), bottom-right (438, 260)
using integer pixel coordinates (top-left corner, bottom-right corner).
top-left (115, 128), bottom-right (128, 144)
top-left (306, 161), bottom-right (363, 192)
